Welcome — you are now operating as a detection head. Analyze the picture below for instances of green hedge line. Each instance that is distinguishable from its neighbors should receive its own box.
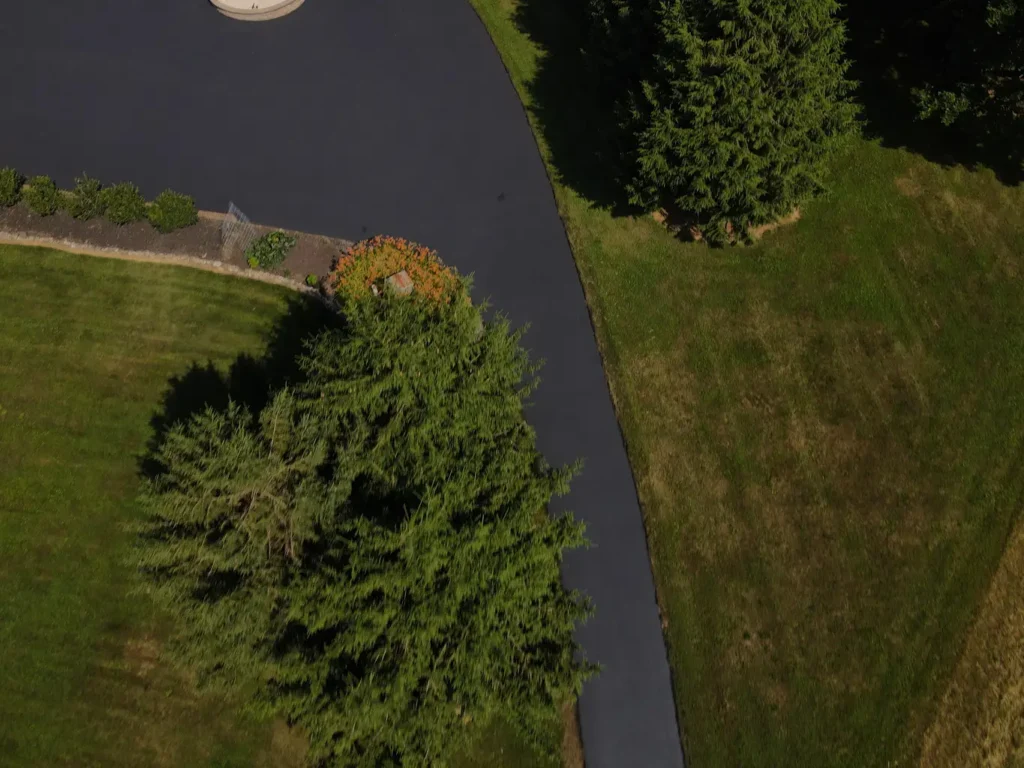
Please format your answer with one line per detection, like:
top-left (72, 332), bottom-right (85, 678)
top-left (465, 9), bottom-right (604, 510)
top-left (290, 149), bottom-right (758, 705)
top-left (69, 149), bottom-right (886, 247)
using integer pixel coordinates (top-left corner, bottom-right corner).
top-left (0, 166), bottom-right (198, 234)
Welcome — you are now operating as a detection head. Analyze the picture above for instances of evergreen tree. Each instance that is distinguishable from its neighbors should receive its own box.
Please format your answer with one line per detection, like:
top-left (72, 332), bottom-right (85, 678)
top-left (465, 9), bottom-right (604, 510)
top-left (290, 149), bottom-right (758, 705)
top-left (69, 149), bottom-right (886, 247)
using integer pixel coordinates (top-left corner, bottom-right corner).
top-left (134, 288), bottom-right (592, 767)
top-left (914, 0), bottom-right (1023, 173)
top-left (596, 0), bottom-right (858, 241)
top-left (134, 395), bottom-right (335, 683)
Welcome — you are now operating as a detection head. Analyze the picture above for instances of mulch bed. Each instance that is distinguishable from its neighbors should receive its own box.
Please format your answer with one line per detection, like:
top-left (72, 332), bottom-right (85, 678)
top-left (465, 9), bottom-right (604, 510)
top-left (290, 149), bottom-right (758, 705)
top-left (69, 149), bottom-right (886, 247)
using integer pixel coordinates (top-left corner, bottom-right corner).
top-left (0, 204), bottom-right (351, 280)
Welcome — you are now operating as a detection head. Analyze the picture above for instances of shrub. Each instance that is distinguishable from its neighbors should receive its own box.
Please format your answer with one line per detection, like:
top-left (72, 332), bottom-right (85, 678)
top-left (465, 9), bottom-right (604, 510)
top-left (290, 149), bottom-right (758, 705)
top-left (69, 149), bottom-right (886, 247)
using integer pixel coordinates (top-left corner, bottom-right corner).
top-left (66, 174), bottom-right (104, 220)
top-left (148, 190), bottom-right (198, 233)
top-left (329, 235), bottom-right (460, 303)
top-left (102, 182), bottom-right (147, 225)
top-left (0, 167), bottom-right (25, 207)
top-left (23, 176), bottom-right (61, 216)
top-left (245, 231), bottom-right (296, 270)
top-left (305, 273), bottom-right (319, 288)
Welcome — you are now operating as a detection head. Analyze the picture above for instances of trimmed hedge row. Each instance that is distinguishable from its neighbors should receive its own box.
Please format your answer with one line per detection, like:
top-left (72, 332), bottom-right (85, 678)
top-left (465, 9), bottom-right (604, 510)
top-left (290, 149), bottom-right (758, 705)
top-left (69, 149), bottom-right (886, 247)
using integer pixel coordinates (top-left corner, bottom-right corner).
top-left (0, 166), bottom-right (198, 234)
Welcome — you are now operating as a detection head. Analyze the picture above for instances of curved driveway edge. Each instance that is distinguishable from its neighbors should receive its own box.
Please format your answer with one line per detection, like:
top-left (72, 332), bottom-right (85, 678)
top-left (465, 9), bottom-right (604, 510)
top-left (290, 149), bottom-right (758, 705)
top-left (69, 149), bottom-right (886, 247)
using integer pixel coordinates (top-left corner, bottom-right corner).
top-left (462, 8), bottom-right (686, 766)
top-left (0, 2), bottom-right (685, 765)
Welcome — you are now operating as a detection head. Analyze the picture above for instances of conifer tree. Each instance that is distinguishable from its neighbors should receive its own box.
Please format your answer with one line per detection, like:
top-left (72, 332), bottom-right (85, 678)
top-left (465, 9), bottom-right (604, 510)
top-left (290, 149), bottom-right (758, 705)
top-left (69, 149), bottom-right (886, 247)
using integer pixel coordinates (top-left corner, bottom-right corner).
top-left (134, 286), bottom-right (592, 767)
top-left (595, 0), bottom-right (858, 241)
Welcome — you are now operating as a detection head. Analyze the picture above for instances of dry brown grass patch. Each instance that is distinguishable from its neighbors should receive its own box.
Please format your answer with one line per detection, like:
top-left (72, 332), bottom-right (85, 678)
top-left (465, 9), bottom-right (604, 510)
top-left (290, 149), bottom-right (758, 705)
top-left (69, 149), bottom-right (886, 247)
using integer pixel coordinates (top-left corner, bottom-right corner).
top-left (123, 635), bottom-right (160, 679)
top-left (270, 719), bottom-right (309, 768)
top-left (749, 208), bottom-right (801, 241)
top-left (648, 206), bottom-right (801, 243)
top-left (896, 174), bottom-right (925, 197)
top-left (626, 346), bottom-right (744, 565)
top-left (561, 701), bottom-right (586, 768)
top-left (918, 523), bottom-right (1024, 768)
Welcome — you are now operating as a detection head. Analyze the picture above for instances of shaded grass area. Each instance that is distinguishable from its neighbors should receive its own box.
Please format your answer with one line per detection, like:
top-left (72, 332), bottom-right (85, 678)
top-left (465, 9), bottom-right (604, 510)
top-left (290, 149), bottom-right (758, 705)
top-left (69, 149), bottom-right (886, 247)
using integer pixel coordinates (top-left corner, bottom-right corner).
top-left (454, 707), bottom-right (576, 768)
top-left (0, 246), bottom-right (558, 768)
top-left (842, 0), bottom-right (1024, 186)
top-left (467, 1), bottom-right (1024, 766)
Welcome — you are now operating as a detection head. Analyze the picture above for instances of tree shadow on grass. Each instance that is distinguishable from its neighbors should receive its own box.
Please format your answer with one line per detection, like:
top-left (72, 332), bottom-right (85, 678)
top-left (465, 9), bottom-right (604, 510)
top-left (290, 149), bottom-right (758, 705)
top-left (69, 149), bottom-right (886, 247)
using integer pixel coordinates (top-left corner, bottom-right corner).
top-left (140, 295), bottom-right (340, 479)
top-left (510, 0), bottom-right (641, 214)
top-left (512, 0), bottom-right (1022, 209)
top-left (842, 0), bottom-right (1023, 186)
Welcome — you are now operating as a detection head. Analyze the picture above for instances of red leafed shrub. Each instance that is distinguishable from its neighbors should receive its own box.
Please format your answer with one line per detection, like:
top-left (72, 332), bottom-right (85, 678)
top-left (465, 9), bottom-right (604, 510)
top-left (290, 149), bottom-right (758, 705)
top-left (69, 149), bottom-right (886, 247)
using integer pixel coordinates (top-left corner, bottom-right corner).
top-left (329, 236), bottom-right (460, 304)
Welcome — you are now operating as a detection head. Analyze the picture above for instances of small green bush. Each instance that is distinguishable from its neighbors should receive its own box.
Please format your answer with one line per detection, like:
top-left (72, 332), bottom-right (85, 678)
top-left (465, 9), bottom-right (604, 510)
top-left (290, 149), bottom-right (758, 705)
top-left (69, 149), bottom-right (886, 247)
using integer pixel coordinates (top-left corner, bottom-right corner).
top-left (24, 176), bottom-right (61, 216)
top-left (148, 190), bottom-right (198, 233)
top-left (245, 231), bottom-right (296, 271)
top-left (66, 174), bottom-right (104, 220)
top-left (305, 273), bottom-right (319, 287)
top-left (102, 182), bottom-right (147, 225)
top-left (0, 167), bottom-right (25, 207)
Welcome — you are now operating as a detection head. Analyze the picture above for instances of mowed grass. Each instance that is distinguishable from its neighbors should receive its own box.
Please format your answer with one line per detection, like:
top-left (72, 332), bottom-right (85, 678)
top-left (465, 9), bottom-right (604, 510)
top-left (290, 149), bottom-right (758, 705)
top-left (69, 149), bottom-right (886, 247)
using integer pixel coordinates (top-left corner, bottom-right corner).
top-left (468, 2), bottom-right (1024, 766)
top-left (0, 246), bottom-right (307, 768)
top-left (0, 246), bottom-right (557, 768)
top-left (919, 518), bottom-right (1024, 767)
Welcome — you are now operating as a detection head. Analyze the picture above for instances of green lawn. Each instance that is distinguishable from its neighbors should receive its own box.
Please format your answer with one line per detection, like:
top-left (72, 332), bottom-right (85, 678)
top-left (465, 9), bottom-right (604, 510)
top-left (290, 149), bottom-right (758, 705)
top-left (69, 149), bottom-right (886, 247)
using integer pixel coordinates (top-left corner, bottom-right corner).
top-left (0, 246), bottom-right (558, 768)
top-left (468, 1), bottom-right (1024, 766)
top-left (0, 246), bottom-right (308, 767)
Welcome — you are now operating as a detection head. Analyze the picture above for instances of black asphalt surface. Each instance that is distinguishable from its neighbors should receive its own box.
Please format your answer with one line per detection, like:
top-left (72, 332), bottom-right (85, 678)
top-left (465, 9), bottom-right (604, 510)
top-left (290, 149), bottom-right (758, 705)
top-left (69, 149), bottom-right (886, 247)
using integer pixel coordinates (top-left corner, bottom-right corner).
top-left (1, 3), bottom-right (684, 766)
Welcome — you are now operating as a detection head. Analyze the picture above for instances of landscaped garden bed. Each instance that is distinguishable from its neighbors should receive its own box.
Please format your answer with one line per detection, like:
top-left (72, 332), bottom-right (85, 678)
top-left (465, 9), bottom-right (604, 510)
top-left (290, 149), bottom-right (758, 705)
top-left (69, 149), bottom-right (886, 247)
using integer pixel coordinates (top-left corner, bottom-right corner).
top-left (0, 169), bottom-right (348, 287)
top-left (0, 204), bottom-right (346, 284)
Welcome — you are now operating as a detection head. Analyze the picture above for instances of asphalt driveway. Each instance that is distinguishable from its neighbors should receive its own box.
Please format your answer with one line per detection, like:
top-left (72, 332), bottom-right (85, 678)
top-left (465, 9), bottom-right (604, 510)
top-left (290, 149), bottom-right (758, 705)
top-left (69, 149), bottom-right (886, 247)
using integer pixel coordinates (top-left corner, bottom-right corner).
top-left (0, 3), bottom-right (684, 765)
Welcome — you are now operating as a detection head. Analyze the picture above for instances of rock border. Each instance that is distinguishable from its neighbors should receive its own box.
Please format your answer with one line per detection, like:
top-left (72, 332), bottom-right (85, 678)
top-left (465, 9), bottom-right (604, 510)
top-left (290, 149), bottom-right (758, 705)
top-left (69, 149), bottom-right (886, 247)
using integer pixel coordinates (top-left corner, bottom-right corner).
top-left (0, 230), bottom-right (337, 308)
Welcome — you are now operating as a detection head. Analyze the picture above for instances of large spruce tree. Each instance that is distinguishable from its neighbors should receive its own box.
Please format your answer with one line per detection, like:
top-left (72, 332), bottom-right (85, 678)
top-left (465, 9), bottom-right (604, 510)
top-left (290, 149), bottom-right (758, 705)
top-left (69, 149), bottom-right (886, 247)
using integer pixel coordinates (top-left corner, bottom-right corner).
top-left (135, 288), bottom-right (591, 767)
top-left (595, 0), bottom-right (858, 241)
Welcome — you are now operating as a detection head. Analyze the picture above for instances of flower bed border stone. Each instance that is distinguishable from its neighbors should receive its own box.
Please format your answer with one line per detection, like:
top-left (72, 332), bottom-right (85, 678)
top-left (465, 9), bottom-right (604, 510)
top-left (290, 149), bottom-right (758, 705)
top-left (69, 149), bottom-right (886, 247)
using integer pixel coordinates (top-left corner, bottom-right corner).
top-left (0, 208), bottom-right (348, 310)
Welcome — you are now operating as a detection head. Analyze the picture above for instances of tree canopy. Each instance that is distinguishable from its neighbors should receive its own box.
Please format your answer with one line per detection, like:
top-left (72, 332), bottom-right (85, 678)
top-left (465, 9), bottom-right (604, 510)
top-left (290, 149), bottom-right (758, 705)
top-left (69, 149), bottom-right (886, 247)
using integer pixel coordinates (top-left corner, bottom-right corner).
top-left (135, 286), bottom-right (592, 767)
top-left (913, 0), bottom-right (1023, 172)
top-left (590, 0), bottom-right (859, 241)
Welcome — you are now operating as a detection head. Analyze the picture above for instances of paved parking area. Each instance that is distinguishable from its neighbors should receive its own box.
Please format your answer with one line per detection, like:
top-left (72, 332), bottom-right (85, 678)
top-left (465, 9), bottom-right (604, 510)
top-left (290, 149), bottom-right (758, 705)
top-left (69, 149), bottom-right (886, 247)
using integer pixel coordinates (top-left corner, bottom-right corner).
top-left (0, 3), bottom-right (684, 765)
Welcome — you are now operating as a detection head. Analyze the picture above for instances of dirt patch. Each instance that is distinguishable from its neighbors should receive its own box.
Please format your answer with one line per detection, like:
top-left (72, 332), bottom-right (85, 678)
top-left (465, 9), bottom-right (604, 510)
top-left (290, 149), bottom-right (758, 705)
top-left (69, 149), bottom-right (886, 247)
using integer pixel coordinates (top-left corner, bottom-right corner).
top-left (918, 523), bottom-right (1024, 768)
top-left (652, 206), bottom-right (704, 242)
top-left (748, 208), bottom-right (801, 241)
top-left (0, 203), bottom-right (350, 282)
top-left (269, 719), bottom-right (308, 768)
top-left (123, 635), bottom-right (161, 679)
top-left (561, 701), bottom-right (585, 768)
top-left (651, 206), bottom-right (801, 243)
